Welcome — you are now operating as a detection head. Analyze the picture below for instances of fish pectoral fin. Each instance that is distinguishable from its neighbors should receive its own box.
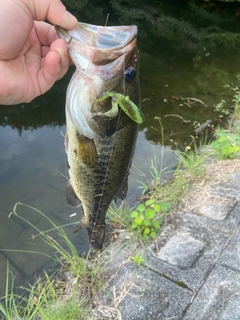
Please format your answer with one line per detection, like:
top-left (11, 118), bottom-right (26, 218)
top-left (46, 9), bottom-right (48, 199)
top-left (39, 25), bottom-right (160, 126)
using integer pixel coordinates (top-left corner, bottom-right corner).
top-left (66, 181), bottom-right (81, 207)
top-left (77, 134), bottom-right (97, 167)
top-left (73, 216), bottom-right (90, 233)
top-left (73, 220), bottom-right (87, 233)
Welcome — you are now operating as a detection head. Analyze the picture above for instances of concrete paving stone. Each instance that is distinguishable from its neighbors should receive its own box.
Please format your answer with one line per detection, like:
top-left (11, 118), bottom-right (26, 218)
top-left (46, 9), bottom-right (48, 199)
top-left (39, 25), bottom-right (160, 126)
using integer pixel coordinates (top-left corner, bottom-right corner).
top-left (156, 232), bottom-right (205, 269)
top-left (93, 261), bottom-right (192, 320)
top-left (211, 182), bottom-right (240, 201)
top-left (198, 202), bottom-right (236, 220)
top-left (183, 285), bottom-right (224, 320)
top-left (218, 295), bottom-right (240, 320)
top-left (230, 172), bottom-right (240, 183)
top-left (183, 264), bottom-right (240, 320)
top-left (101, 232), bottom-right (140, 279)
top-left (217, 223), bottom-right (240, 272)
top-left (178, 201), bottom-right (240, 235)
top-left (145, 219), bottom-right (230, 290)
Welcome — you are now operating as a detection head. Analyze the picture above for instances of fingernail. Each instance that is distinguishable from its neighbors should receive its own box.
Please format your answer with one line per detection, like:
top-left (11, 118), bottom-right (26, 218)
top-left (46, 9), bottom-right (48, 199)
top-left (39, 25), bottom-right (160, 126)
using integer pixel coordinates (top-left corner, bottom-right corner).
top-left (65, 11), bottom-right (78, 26)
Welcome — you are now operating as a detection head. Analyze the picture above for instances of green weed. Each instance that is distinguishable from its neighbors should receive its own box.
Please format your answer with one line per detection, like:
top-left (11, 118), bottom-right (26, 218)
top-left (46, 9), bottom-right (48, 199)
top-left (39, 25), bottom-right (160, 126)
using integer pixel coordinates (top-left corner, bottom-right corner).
top-left (176, 149), bottom-right (207, 178)
top-left (130, 199), bottom-right (169, 240)
top-left (214, 99), bottom-right (230, 116)
top-left (0, 263), bottom-right (86, 320)
top-left (131, 253), bottom-right (144, 266)
top-left (210, 130), bottom-right (240, 159)
top-left (107, 202), bottom-right (133, 230)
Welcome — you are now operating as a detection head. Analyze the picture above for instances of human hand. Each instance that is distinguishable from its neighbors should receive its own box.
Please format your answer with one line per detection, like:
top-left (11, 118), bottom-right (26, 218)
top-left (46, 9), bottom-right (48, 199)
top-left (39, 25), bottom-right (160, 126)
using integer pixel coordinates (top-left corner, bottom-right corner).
top-left (0, 0), bottom-right (78, 105)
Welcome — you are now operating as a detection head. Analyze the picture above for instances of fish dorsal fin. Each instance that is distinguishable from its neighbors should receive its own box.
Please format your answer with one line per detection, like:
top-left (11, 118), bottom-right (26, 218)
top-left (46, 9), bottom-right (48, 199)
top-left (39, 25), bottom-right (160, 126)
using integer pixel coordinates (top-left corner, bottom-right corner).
top-left (77, 134), bottom-right (98, 167)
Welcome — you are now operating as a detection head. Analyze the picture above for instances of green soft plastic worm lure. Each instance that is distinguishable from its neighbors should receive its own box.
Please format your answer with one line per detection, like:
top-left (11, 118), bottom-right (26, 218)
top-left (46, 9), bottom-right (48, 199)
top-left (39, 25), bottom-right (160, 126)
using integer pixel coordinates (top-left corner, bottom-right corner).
top-left (92, 91), bottom-right (144, 124)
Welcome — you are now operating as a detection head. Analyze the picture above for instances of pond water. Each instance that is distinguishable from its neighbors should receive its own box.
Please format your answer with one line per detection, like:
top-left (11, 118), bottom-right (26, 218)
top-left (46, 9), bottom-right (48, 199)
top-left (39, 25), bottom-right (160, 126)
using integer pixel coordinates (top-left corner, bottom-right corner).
top-left (0, 35), bottom-right (239, 299)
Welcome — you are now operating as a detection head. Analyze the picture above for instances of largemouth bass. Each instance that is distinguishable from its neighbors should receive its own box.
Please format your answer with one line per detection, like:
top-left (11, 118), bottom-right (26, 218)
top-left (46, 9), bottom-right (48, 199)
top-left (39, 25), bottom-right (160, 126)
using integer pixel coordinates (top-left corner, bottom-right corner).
top-left (56, 22), bottom-right (143, 251)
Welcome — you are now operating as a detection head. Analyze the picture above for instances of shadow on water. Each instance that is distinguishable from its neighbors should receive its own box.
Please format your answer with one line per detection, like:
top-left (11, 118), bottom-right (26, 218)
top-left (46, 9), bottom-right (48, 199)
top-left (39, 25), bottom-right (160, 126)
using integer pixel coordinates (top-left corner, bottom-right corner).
top-left (0, 24), bottom-right (240, 300)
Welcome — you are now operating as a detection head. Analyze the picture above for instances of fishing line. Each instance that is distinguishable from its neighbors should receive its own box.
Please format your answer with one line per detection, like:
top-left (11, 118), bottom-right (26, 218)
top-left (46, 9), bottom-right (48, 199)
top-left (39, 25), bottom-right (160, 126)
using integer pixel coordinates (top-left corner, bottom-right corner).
top-left (104, 13), bottom-right (110, 27)
top-left (92, 38), bottom-right (127, 240)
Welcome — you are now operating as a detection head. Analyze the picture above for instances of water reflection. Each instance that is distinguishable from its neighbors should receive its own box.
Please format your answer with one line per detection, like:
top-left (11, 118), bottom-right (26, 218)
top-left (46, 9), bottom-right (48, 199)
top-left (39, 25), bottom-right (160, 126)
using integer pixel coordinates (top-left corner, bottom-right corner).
top-left (140, 52), bottom-right (237, 147)
top-left (0, 69), bottom-right (72, 133)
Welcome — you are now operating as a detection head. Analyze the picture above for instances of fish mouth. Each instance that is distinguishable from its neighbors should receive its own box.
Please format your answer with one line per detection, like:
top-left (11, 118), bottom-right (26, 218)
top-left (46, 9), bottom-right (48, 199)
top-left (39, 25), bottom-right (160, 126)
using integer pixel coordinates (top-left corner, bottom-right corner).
top-left (56, 22), bottom-right (137, 50)
top-left (55, 22), bottom-right (137, 65)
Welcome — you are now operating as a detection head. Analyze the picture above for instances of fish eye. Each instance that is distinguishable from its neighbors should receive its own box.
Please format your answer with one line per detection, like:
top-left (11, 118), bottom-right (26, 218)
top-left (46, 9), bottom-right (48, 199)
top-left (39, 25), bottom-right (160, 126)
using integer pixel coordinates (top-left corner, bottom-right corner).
top-left (124, 67), bottom-right (136, 82)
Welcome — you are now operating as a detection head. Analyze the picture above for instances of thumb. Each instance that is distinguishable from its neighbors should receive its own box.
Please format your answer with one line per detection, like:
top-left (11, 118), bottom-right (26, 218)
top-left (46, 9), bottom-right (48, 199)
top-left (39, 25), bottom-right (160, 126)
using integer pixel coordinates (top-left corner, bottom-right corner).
top-left (22, 0), bottom-right (78, 29)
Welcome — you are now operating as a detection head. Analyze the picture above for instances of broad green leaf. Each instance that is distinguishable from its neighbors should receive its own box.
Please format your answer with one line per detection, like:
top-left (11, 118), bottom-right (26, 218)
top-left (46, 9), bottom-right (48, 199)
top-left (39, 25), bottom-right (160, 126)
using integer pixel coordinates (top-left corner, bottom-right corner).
top-left (130, 211), bottom-right (139, 218)
top-left (216, 131), bottom-right (225, 137)
top-left (131, 223), bottom-right (137, 229)
top-left (159, 202), bottom-right (169, 212)
top-left (135, 217), bottom-right (143, 225)
top-left (154, 203), bottom-right (161, 212)
top-left (145, 199), bottom-right (155, 206)
top-left (143, 227), bottom-right (151, 235)
top-left (136, 204), bottom-right (145, 212)
top-left (211, 141), bottom-right (220, 148)
top-left (131, 254), bottom-right (144, 266)
top-left (221, 148), bottom-right (227, 156)
top-left (228, 145), bottom-right (238, 155)
top-left (152, 220), bottom-right (160, 229)
top-left (145, 208), bottom-right (155, 220)
top-left (143, 219), bottom-right (151, 226)
top-left (218, 135), bottom-right (227, 143)
top-left (150, 231), bottom-right (157, 239)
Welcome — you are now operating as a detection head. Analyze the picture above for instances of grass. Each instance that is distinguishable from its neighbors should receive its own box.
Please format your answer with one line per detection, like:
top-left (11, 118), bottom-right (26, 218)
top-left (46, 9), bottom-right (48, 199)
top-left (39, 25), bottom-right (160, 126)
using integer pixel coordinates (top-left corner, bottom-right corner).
top-left (0, 203), bottom-right (103, 320)
top-left (0, 264), bottom-right (87, 320)
top-left (151, 148), bottom-right (208, 207)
